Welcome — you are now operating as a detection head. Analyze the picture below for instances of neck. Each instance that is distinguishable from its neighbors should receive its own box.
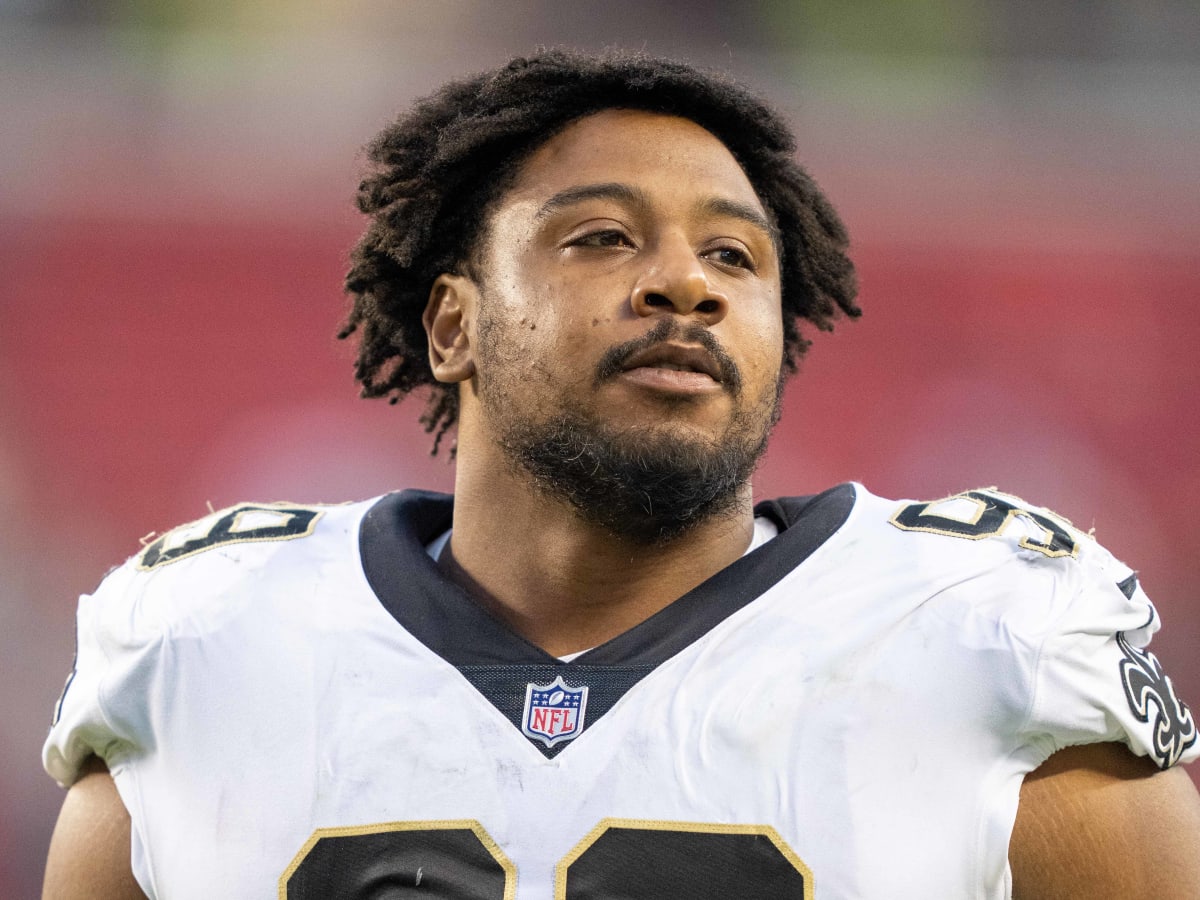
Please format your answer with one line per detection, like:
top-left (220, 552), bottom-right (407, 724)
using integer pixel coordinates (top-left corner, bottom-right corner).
top-left (443, 442), bottom-right (756, 657)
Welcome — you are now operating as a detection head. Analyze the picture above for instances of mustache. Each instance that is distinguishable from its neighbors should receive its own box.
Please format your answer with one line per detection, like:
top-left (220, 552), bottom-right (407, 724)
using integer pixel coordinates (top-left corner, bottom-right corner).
top-left (592, 318), bottom-right (743, 397)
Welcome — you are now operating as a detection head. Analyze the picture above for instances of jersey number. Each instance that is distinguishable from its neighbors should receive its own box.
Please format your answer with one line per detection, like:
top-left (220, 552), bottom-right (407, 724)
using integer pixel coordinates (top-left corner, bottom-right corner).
top-left (139, 503), bottom-right (323, 569)
top-left (280, 818), bottom-right (812, 899)
top-left (890, 490), bottom-right (1079, 558)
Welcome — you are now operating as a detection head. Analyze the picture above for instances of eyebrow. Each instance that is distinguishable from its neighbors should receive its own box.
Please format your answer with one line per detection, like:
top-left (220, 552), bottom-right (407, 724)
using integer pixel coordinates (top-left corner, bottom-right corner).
top-left (533, 182), bottom-right (778, 246)
top-left (533, 182), bottom-right (649, 222)
top-left (697, 196), bottom-right (779, 246)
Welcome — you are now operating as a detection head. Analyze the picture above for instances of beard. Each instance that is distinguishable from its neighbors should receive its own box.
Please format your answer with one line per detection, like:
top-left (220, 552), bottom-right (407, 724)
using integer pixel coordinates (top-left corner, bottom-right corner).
top-left (476, 316), bottom-right (783, 544)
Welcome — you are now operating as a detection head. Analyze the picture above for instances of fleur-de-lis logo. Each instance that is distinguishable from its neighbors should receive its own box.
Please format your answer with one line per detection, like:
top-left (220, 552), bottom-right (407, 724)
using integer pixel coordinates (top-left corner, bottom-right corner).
top-left (1116, 632), bottom-right (1197, 769)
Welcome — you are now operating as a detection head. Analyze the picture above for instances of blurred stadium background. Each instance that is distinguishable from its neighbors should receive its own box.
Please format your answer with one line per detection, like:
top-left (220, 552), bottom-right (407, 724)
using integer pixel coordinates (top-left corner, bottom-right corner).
top-left (2, 0), bottom-right (1198, 892)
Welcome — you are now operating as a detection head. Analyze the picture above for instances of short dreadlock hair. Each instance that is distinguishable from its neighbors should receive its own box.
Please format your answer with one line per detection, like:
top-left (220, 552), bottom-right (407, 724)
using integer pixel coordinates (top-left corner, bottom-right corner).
top-left (340, 48), bottom-right (860, 453)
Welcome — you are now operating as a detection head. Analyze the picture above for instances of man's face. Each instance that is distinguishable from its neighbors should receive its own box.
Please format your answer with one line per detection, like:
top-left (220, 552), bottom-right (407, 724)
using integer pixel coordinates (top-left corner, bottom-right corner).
top-left (439, 108), bottom-right (786, 540)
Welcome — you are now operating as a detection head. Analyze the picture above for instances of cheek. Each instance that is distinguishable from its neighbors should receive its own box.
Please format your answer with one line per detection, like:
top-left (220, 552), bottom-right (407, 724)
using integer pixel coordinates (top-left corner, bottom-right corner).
top-left (478, 288), bottom-right (592, 391)
top-left (738, 305), bottom-right (786, 383)
top-left (514, 268), bottom-right (622, 362)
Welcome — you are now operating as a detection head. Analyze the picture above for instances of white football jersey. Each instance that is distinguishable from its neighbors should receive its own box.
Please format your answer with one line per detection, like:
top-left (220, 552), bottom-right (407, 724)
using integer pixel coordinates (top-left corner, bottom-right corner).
top-left (44, 484), bottom-right (1198, 899)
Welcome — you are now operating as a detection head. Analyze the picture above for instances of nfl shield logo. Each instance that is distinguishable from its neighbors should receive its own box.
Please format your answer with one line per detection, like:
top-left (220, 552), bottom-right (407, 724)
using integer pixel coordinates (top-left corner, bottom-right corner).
top-left (521, 675), bottom-right (589, 747)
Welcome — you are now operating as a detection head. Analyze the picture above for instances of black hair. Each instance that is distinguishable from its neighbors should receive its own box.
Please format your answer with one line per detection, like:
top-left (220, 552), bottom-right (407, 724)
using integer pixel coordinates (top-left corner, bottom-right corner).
top-left (340, 48), bottom-right (860, 453)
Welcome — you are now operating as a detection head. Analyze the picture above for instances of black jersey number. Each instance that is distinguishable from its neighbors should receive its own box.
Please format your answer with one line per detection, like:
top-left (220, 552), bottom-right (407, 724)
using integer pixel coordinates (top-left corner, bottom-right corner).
top-left (890, 490), bottom-right (1079, 558)
top-left (139, 503), bottom-right (323, 569)
top-left (558, 819), bottom-right (812, 899)
top-left (281, 821), bottom-right (512, 900)
top-left (280, 818), bottom-right (812, 900)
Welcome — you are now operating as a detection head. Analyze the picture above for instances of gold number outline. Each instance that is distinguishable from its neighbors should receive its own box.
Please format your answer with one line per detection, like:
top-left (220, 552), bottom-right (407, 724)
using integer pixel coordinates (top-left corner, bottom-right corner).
top-left (278, 819), bottom-right (517, 900)
top-left (890, 489), bottom-right (1080, 559)
top-left (555, 818), bottom-right (814, 900)
top-left (280, 818), bottom-right (813, 900)
top-left (138, 502), bottom-right (325, 570)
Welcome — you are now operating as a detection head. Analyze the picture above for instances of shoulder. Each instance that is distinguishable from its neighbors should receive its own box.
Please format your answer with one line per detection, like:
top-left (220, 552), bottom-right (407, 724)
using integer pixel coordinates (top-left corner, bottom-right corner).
top-left (758, 483), bottom-right (1141, 656)
top-left (46, 491), bottom-right (453, 787)
top-left (861, 484), bottom-right (1093, 561)
top-left (136, 501), bottom-right (338, 570)
top-left (849, 483), bottom-right (1137, 596)
top-left (828, 484), bottom-right (1160, 661)
top-left (847, 485), bottom-right (1197, 768)
top-left (765, 482), bottom-right (1121, 604)
top-left (84, 497), bottom-right (385, 640)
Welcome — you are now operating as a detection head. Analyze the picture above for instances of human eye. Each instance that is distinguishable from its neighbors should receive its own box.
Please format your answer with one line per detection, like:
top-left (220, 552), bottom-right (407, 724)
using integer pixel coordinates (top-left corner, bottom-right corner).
top-left (703, 243), bottom-right (755, 271)
top-left (569, 228), bottom-right (634, 249)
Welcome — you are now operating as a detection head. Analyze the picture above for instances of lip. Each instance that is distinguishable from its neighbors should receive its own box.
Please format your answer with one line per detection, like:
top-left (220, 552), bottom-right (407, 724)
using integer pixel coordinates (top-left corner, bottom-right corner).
top-left (616, 366), bottom-right (724, 394)
top-left (619, 343), bottom-right (724, 381)
top-left (615, 343), bottom-right (725, 396)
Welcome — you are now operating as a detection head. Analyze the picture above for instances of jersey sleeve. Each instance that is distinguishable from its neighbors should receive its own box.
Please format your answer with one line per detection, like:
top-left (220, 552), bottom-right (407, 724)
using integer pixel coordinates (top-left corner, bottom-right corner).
top-left (1024, 540), bottom-right (1198, 770)
top-left (43, 500), bottom-right (338, 788)
top-left (43, 559), bottom-right (164, 788)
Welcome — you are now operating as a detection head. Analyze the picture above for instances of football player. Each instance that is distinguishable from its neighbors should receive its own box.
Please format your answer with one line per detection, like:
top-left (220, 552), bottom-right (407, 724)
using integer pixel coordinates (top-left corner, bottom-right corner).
top-left (43, 50), bottom-right (1200, 899)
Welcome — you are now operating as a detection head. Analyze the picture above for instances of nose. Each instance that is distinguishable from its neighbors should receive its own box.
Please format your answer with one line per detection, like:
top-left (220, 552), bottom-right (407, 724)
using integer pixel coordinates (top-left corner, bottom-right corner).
top-left (630, 236), bottom-right (729, 325)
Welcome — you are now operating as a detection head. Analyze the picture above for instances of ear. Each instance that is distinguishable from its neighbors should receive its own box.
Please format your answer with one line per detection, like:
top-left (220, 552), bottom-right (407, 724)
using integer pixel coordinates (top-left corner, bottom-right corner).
top-left (423, 273), bottom-right (479, 384)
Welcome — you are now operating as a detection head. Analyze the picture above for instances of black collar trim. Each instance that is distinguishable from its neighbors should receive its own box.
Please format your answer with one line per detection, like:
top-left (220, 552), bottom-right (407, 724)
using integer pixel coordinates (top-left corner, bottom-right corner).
top-left (359, 483), bottom-right (856, 755)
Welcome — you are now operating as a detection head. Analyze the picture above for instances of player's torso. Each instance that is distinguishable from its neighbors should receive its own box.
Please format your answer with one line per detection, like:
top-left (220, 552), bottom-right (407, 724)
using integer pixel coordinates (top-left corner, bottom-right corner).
top-left (117, 486), bottom-right (1055, 900)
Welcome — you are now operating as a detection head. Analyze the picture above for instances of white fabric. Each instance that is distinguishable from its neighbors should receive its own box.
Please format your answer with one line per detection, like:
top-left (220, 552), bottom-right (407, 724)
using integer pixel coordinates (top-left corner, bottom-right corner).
top-left (426, 515), bottom-right (778, 564)
top-left (425, 527), bottom-right (451, 561)
top-left (44, 485), bottom-right (1197, 900)
top-left (747, 514), bottom-right (779, 554)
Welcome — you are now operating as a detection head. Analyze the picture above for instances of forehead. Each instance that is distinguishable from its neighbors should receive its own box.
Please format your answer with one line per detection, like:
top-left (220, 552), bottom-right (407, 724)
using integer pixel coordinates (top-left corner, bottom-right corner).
top-left (503, 108), bottom-right (766, 213)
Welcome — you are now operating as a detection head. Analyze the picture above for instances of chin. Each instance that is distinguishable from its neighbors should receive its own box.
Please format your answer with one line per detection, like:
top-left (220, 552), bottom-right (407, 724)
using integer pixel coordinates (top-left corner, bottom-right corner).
top-left (498, 409), bottom-right (771, 544)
